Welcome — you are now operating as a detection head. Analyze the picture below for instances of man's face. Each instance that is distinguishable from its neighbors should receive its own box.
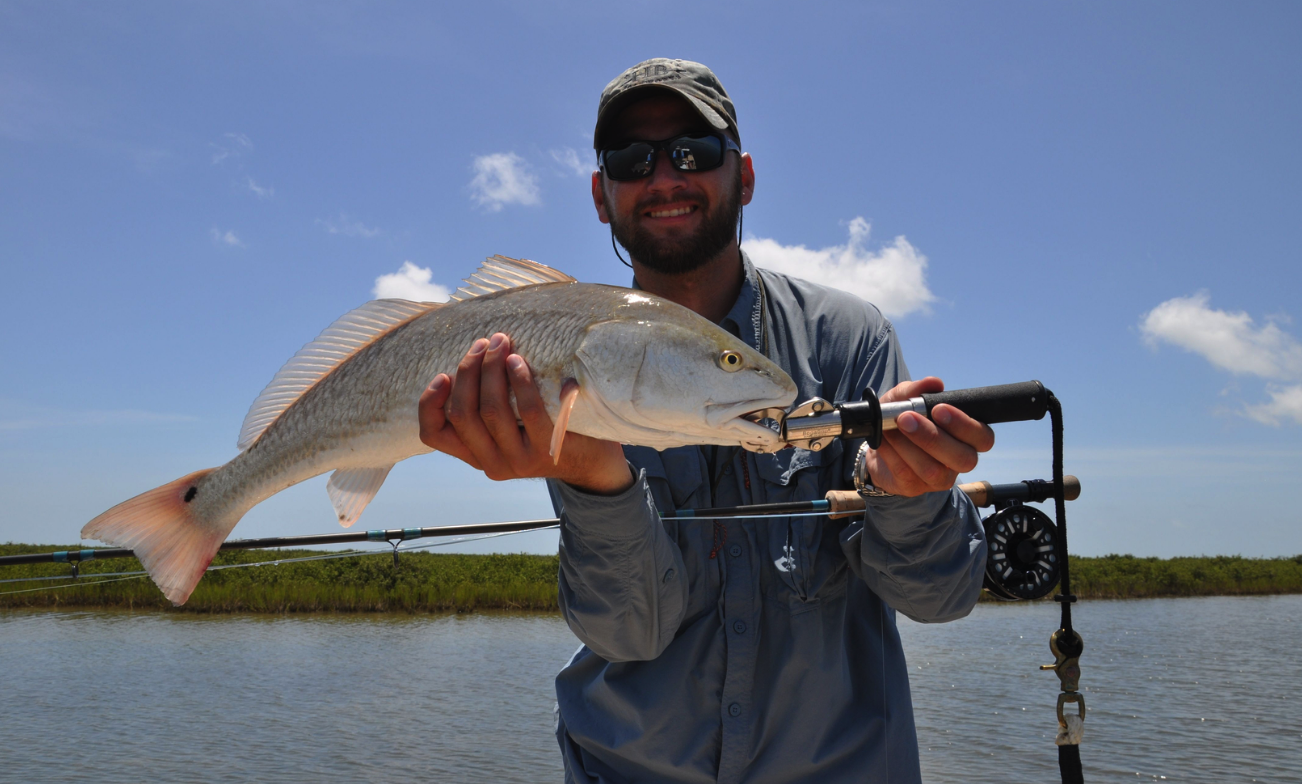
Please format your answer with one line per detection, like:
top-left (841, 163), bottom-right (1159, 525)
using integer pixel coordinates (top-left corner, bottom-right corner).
top-left (594, 94), bottom-right (751, 275)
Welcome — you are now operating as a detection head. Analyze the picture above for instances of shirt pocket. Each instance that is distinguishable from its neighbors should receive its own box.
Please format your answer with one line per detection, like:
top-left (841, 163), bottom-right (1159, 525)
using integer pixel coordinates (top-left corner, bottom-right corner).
top-left (624, 445), bottom-right (717, 620)
top-left (754, 442), bottom-right (848, 605)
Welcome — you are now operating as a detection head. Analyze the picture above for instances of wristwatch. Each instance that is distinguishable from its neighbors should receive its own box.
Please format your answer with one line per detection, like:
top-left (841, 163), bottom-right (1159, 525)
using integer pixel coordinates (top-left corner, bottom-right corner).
top-left (852, 441), bottom-right (894, 498)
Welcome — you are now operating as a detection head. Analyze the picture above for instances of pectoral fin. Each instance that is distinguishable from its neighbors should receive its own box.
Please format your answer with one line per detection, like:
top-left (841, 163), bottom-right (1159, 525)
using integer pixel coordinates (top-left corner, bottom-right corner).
top-left (550, 381), bottom-right (581, 466)
top-left (326, 465), bottom-right (394, 527)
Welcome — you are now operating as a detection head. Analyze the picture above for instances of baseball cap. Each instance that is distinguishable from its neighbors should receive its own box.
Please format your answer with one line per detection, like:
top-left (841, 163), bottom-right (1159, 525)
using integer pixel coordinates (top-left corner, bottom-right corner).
top-left (593, 58), bottom-right (739, 149)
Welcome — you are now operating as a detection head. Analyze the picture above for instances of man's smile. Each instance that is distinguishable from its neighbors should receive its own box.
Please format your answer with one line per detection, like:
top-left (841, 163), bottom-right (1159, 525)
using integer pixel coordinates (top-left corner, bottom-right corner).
top-left (647, 206), bottom-right (697, 218)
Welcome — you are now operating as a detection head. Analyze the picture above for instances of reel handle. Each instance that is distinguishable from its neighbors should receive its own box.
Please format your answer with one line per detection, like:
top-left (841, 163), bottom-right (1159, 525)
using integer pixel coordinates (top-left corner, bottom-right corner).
top-left (921, 380), bottom-right (1049, 425)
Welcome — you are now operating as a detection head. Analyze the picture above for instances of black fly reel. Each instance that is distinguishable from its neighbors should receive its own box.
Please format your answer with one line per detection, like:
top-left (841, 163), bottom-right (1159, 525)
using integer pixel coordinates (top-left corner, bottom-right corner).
top-left (982, 502), bottom-right (1061, 601)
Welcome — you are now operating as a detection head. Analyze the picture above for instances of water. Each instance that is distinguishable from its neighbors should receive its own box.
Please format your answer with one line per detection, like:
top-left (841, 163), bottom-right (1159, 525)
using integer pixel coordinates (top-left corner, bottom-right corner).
top-left (2, 596), bottom-right (1299, 783)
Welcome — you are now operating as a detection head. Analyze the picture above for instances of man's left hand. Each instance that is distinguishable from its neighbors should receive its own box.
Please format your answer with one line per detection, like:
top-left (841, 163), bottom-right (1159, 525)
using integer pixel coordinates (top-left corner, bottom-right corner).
top-left (858, 376), bottom-right (995, 498)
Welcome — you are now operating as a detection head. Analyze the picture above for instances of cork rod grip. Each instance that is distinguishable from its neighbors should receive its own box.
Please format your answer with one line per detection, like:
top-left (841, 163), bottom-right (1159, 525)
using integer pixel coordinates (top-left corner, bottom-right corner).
top-left (824, 475), bottom-right (1080, 519)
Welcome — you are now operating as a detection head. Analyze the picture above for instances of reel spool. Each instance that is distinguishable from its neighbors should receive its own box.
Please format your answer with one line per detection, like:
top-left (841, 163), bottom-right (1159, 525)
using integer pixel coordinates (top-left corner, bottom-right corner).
top-left (982, 504), bottom-right (1061, 601)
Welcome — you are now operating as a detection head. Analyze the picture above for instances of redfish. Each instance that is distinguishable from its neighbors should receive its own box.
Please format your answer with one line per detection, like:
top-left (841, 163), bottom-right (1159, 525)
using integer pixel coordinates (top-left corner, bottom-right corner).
top-left (82, 256), bottom-right (797, 604)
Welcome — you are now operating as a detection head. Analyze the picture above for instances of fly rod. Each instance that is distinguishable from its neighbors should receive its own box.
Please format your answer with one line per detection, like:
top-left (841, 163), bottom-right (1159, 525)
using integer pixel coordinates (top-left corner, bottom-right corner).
top-left (0, 476), bottom-right (1080, 568)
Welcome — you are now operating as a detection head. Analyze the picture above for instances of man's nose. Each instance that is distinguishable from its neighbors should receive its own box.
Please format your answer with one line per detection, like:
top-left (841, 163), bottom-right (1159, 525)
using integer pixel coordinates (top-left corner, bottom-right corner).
top-left (645, 150), bottom-right (688, 192)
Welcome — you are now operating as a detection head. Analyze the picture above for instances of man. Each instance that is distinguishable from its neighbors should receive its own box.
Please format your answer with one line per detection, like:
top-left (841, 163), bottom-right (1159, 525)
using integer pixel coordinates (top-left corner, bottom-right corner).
top-left (418, 59), bottom-right (992, 783)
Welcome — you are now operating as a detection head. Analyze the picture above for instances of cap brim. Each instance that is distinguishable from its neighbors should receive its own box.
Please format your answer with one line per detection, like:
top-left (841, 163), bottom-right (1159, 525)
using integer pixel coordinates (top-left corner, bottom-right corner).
top-left (594, 84), bottom-right (731, 149)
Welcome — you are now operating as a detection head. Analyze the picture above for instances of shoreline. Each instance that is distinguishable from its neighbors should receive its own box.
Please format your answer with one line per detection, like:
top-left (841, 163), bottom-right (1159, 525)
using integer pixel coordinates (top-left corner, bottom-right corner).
top-left (3, 546), bottom-right (1299, 613)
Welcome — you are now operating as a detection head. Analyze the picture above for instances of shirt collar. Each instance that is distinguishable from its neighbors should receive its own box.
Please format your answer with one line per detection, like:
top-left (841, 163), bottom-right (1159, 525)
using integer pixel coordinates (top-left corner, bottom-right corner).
top-left (630, 251), bottom-right (763, 350)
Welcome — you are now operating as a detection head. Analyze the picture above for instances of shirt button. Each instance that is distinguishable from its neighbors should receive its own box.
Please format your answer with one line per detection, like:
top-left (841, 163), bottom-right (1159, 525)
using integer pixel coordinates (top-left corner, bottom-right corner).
top-left (729, 544), bottom-right (742, 558)
top-left (663, 568), bottom-right (675, 583)
top-left (728, 703), bottom-right (742, 717)
top-left (733, 620), bottom-right (747, 634)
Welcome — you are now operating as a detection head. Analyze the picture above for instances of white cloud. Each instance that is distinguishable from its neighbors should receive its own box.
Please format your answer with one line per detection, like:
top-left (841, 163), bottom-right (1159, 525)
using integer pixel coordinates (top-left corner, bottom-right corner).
top-left (469, 152), bottom-right (540, 211)
top-left (1245, 385), bottom-right (1302, 427)
top-left (1141, 292), bottom-right (1302, 427)
top-left (373, 261), bottom-right (452, 302)
top-left (550, 147), bottom-right (592, 177)
top-left (316, 214), bottom-right (382, 238)
top-left (246, 177), bottom-right (274, 199)
top-left (211, 132), bottom-right (253, 165)
top-left (742, 217), bottom-right (935, 319)
top-left (210, 228), bottom-right (244, 248)
top-left (1140, 293), bottom-right (1302, 379)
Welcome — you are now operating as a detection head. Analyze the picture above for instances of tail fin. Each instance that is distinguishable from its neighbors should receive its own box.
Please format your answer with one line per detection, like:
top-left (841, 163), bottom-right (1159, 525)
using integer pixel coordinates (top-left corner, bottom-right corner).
top-left (81, 468), bottom-right (234, 606)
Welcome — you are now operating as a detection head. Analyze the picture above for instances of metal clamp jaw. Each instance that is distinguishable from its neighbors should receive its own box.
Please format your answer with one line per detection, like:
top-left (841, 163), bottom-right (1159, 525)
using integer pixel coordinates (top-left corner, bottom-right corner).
top-left (1041, 628), bottom-right (1086, 730)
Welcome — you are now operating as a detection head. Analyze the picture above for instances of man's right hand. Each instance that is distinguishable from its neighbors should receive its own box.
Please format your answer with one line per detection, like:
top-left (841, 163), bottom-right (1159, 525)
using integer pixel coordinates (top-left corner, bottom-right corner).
top-left (417, 332), bottom-right (635, 496)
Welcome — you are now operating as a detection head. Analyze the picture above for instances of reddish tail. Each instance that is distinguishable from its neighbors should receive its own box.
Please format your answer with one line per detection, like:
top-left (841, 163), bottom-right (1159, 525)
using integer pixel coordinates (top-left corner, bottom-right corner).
top-left (81, 468), bottom-right (234, 605)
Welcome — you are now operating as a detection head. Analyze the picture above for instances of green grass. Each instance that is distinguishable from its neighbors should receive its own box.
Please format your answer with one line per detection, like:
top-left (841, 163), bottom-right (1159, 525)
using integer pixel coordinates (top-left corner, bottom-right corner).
top-left (1064, 553), bottom-right (1302, 600)
top-left (0, 544), bottom-right (560, 613)
top-left (3, 545), bottom-right (1300, 613)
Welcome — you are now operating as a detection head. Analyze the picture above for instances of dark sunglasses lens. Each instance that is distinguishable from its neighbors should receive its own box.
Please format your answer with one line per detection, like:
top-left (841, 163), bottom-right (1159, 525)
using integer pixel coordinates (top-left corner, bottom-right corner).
top-left (603, 143), bottom-right (656, 181)
top-left (602, 135), bottom-right (728, 180)
top-left (669, 135), bottom-right (724, 172)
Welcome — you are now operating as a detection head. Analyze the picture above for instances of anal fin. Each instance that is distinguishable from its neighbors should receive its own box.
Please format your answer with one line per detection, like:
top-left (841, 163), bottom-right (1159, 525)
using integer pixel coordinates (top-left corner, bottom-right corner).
top-left (327, 465), bottom-right (394, 527)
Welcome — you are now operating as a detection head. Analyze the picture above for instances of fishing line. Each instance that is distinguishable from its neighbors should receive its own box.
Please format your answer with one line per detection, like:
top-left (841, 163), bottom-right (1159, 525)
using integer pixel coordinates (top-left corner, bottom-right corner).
top-left (0, 574), bottom-right (151, 596)
top-left (0, 526), bottom-right (562, 597)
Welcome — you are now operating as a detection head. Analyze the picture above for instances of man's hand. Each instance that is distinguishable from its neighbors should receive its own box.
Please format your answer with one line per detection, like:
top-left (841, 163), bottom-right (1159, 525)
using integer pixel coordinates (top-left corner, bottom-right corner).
top-left (858, 376), bottom-right (995, 498)
top-left (417, 332), bottom-right (635, 495)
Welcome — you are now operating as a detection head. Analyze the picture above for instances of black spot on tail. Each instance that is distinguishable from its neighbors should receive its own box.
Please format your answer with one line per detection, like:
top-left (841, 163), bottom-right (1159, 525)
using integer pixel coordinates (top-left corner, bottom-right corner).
top-left (184, 487), bottom-right (197, 503)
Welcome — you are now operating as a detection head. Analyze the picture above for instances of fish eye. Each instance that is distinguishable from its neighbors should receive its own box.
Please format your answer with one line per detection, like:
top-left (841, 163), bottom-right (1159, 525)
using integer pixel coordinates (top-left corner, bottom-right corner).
top-left (719, 350), bottom-right (744, 372)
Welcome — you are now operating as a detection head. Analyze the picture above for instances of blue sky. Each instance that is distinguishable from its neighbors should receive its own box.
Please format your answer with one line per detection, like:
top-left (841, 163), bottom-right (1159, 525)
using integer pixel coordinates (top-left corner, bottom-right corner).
top-left (2, 1), bottom-right (1299, 557)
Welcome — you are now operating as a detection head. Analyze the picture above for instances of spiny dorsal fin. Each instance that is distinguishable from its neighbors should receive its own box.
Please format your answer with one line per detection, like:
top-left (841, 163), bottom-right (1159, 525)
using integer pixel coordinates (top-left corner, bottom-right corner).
top-left (237, 299), bottom-right (441, 451)
top-left (450, 255), bottom-right (575, 302)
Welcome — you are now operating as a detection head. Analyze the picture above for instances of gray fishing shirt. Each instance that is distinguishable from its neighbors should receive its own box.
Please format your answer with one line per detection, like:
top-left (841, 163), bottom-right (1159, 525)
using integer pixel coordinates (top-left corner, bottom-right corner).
top-left (547, 254), bottom-right (986, 784)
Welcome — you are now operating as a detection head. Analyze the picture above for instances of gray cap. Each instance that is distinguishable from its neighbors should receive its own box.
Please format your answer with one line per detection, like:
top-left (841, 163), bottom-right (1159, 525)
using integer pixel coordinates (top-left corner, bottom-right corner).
top-left (593, 58), bottom-right (739, 150)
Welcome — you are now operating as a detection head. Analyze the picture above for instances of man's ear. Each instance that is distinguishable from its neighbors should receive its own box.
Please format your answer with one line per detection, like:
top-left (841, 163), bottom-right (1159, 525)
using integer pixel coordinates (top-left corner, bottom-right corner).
top-left (592, 172), bottom-right (610, 225)
top-left (739, 153), bottom-right (755, 207)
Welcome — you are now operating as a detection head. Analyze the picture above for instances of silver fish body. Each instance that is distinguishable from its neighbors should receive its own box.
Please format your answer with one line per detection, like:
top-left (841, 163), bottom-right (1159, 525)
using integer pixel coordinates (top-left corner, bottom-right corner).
top-left (82, 257), bottom-right (798, 604)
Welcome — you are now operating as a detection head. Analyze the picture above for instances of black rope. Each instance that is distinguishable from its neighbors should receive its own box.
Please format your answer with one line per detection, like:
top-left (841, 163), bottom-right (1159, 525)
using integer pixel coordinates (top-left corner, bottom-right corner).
top-left (1049, 392), bottom-right (1075, 635)
top-left (1048, 391), bottom-right (1084, 783)
top-left (611, 226), bottom-right (632, 269)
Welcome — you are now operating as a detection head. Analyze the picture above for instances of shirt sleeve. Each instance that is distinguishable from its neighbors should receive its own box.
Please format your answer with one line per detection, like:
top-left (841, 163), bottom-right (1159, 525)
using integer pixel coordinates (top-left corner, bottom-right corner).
top-left (548, 470), bottom-right (689, 662)
top-left (837, 307), bottom-right (987, 624)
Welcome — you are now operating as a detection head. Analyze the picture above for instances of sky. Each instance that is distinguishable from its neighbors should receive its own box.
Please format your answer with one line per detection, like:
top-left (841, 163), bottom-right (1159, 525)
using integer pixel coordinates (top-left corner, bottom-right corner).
top-left (1, 1), bottom-right (1299, 558)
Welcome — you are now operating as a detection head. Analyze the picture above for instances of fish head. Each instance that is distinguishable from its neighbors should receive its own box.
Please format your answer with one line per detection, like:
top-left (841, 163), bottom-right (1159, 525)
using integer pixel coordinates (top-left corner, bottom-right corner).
top-left (574, 296), bottom-right (798, 452)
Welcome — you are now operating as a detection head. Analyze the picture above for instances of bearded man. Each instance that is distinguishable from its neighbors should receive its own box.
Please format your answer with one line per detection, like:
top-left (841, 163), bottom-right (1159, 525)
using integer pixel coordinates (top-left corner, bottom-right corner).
top-left (418, 58), bottom-right (992, 784)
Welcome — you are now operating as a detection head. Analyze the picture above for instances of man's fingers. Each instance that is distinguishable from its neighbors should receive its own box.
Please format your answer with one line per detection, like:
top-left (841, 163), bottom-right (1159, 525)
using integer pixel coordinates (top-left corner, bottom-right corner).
top-left (866, 440), bottom-right (925, 496)
top-left (418, 374), bottom-right (452, 448)
top-left (930, 404), bottom-right (996, 453)
top-left (416, 374), bottom-right (483, 469)
top-left (478, 334), bottom-right (528, 457)
top-left (879, 375), bottom-right (944, 404)
top-left (445, 338), bottom-right (509, 471)
top-left (894, 412), bottom-right (981, 475)
top-left (506, 353), bottom-right (553, 447)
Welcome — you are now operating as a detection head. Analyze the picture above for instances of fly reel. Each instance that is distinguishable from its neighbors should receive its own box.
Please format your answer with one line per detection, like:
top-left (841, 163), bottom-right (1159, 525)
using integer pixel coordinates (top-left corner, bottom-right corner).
top-left (965, 476), bottom-right (1078, 602)
top-left (982, 504), bottom-right (1060, 601)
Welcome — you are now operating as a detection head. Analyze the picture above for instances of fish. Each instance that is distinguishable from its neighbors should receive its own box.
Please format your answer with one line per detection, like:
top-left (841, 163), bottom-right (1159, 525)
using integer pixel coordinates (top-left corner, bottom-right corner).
top-left (81, 256), bottom-right (799, 605)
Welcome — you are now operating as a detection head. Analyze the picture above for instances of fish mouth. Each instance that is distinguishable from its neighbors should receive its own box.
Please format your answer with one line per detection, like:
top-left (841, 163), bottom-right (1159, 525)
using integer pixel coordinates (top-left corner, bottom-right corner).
top-left (707, 402), bottom-right (789, 453)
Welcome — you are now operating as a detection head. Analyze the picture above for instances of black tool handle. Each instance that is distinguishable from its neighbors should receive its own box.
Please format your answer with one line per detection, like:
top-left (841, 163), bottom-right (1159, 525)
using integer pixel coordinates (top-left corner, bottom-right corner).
top-left (922, 381), bottom-right (1048, 425)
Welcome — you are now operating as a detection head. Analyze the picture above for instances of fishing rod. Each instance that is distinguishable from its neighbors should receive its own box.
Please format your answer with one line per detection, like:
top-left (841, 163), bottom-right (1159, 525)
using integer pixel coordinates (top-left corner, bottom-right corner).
top-left (0, 476), bottom-right (1080, 569)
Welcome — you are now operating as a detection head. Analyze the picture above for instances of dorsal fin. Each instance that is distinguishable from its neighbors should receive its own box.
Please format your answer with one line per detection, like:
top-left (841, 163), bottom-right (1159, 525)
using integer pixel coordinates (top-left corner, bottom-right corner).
top-left (450, 255), bottom-right (575, 301)
top-left (237, 299), bottom-right (441, 451)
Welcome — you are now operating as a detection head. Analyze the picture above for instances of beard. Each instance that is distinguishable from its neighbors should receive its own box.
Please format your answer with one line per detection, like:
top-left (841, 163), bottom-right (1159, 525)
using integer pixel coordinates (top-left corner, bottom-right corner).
top-left (609, 168), bottom-right (742, 275)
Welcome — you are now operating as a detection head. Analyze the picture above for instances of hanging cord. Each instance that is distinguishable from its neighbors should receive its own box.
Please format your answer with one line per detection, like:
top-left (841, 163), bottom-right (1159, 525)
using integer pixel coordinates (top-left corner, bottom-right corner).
top-left (1050, 393), bottom-right (1075, 634)
top-left (611, 226), bottom-right (633, 269)
top-left (1046, 392), bottom-right (1085, 784)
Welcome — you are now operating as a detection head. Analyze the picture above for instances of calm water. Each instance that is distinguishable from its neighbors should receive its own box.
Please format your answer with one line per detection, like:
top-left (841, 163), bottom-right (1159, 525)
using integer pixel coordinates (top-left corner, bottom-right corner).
top-left (2, 596), bottom-right (1298, 783)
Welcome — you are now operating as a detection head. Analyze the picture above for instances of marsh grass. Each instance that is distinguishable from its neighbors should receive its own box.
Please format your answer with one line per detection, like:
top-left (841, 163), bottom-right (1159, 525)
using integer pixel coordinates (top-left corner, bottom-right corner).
top-left (2, 545), bottom-right (1299, 612)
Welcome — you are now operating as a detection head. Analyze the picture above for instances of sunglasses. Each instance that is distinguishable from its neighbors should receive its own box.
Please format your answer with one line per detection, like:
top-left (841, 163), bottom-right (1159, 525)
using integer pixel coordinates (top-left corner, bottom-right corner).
top-left (599, 133), bottom-right (741, 182)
